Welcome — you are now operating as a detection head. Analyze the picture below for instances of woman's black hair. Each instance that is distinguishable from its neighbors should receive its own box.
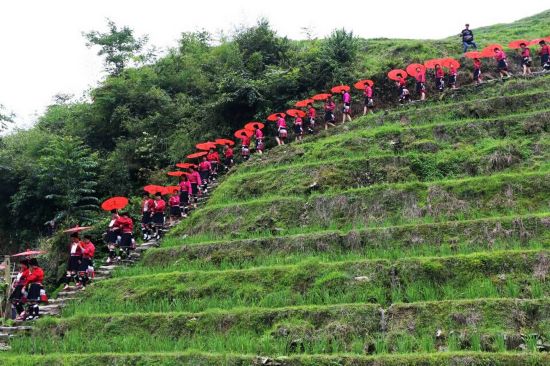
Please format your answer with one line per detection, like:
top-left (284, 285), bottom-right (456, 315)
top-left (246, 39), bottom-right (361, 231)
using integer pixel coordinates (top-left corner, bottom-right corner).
top-left (70, 232), bottom-right (80, 239)
top-left (28, 258), bottom-right (39, 267)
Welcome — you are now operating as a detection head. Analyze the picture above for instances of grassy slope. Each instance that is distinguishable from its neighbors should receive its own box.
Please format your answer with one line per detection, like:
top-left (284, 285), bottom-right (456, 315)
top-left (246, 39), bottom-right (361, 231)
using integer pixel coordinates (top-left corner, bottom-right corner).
top-left (5, 10), bottom-right (550, 365)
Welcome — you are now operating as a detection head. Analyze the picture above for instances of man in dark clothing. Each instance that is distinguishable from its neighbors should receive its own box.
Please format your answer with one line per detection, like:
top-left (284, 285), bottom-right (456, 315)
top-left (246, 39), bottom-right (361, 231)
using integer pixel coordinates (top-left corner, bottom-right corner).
top-left (460, 24), bottom-right (477, 53)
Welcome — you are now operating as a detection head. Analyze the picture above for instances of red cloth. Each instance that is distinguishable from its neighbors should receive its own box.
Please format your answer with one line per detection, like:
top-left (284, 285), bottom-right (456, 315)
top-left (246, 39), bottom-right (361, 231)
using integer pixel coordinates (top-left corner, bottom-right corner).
top-left (473, 59), bottom-right (482, 70)
top-left (364, 86), bottom-right (373, 98)
top-left (141, 198), bottom-right (154, 214)
top-left (224, 147), bottom-right (233, 158)
top-left (179, 180), bottom-right (191, 192)
top-left (415, 72), bottom-right (425, 83)
top-left (114, 216), bottom-right (134, 233)
top-left (435, 68), bottom-right (444, 78)
top-left (308, 107), bottom-right (316, 118)
top-left (82, 241), bottom-right (95, 259)
top-left (521, 48), bottom-right (531, 58)
top-left (241, 136), bottom-right (251, 146)
top-left (295, 117), bottom-right (303, 125)
top-left (153, 199), bottom-right (166, 213)
top-left (169, 195), bottom-right (180, 207)
top-left (25, 267), bottom-right (44, 286)
top-left (539, 45), bottom-right (549, 56)
top-left (255, 129), bottom-right (264, 139)
top-left (187, 171), bottom-right (202, 185)
top-left (494, 49), bottom-right (506, 61)
top-left (324, 101), bottom-right (335, 111)
top-left (199, 161), bottom-right (212, 171)
top-left (276, 117), bottom-right (287, 129)
top-left (207, 152), bottom-right (220, 163)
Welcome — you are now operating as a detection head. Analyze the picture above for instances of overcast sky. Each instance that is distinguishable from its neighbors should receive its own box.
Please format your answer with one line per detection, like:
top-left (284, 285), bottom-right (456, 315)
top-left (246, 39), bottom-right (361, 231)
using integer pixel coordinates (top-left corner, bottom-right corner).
top-left (1, 1), bottom-right (549, 129)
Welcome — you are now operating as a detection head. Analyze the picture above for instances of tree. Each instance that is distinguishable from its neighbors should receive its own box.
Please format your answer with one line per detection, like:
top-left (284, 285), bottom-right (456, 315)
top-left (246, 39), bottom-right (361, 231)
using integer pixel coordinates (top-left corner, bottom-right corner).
top-left (83, 19), bottom-right (150, 76)
top-left (0, 104), bottom-right (14, 132)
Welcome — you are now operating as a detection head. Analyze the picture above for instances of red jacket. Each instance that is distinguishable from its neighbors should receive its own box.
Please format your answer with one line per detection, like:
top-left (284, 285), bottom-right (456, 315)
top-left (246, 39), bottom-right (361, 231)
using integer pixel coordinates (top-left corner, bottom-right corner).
top-left (435, 68), bottom-right (444, 78)
top-left (114, 216), bottom-right (134, 233)
top-left (141, 198), bottom-right (154, 214)
top-left (153, 199), bottom-right (166, 213)
top-left (187, 171), bottom-right (202, 185)
top-left (224, 148), bottom-right (233, 158)
top-left (199, 161), bottom-right (212, 172)
top-left (25, 267), bottom-right (44, 286)
top-left (82, 241), bottom-right (95, 259)
top-left (207, 152), bottom-right (220, 163)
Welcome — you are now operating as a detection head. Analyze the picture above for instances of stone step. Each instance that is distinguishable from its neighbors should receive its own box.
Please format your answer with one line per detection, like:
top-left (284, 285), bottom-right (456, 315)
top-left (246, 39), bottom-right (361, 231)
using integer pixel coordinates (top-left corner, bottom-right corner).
top-left (0, 326), bottom-right (32, 333)
top-left (48, 297), bottom-right (76, 304)
top-left (0, 333), bottom-right (13, 341)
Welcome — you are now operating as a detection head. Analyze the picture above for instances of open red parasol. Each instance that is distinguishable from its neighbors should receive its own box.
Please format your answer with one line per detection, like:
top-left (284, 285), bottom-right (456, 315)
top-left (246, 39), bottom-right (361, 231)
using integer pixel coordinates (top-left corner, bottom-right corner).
top-left (405, 64), bottom-right (426, 77)
top-left (286, 109), bottom-right (306, 118)
top-left (311, 93), bottom-right (332, 101)
top-left (267, 113), bottom-right (286, 122)
top-left (464, 51), bottom-right (483, 59)
top-left (244, 122), bottom-right (264, 131)
top-left (187, 151), bottom-right (208, 159)
top-left (424, 59), bottom-right (444, 69)
top-left (167, 171), bottom-right (185, 177)
top-left (11, 250), bottom-right (47, 257)
top-left (63, 226), bottom-right (92, 234)
top-left (144, 185), bottom-right (165, 194)
top-left (214, 138), bottom-right (235, 146)
top-left (196, 142), bottom-right (217, 151)
top-left (101, 197), bottom-right (129, 211)
top-left (482, 44), bottom-right (504, 55)
top-left (330, 85), bottom-right (350, 93)
top-left (508, 39), bottom-right (530, 49)
top-left (175, 162), bottom-right (196, 169)
top-left (441, 58), bottom-right (460, 69)
top-left (234, 129), bottom-right (253, 139)
top-left (294, 99), bottom-right (314, 107)
top-left (354, 79), bottom-right (374, 90)
top-left (528, 37), bottom-right (550, 46)
top-left (164, 186), bottom-right (180, 194)
top-left (387, 69), bottom-right (408, 81)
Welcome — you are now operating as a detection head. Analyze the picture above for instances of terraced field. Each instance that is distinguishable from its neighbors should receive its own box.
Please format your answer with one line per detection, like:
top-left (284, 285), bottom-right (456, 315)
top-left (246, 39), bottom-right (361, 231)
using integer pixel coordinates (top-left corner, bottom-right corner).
top-left (4, 75), bottom-right (550, 365)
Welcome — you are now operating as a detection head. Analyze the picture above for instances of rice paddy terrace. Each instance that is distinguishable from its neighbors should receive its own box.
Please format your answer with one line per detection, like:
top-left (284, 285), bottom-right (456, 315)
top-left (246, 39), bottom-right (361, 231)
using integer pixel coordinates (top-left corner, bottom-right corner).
top-left (4, 73), bottom-right (550, 364)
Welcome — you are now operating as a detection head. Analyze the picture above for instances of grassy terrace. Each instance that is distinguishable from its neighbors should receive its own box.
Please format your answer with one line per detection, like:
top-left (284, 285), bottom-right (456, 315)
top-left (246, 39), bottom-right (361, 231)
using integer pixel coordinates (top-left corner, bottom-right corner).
top-left (5, 21), bottom-right (550, 364)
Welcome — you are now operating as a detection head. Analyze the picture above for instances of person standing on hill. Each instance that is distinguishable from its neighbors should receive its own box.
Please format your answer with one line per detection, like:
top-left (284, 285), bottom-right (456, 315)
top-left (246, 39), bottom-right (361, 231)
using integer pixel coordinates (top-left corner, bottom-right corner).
top-left (415, 67), bottom-right (426, 101)
top-left (324, 97), bottom-right (336, 130)
top-left (223, 144), bottom-right (234, 171)
top-left (114, 211), bottom-right (134, 257)
top-left (363, 84), bottom-right (374, 114)
top-left (199, 156), bottom-right (212, 192)
top-left (434, 64), bottom-right (445, 91)
top-left (188, 166), bottom-right (202, 206)
top-left (494, 48), bottom-right (511, 79)
top-left (253, 126), bottom-right (264, 154)
top-left (341, 90), bottom-right (352, 123)
top-left (240, 134), bottom-right (251, 161)
top-left (141, 193), bottom-right (154, 241)
top-left (473, 58), bottom-right (483, 84)
top-left (151, 193), bottom-right (166, 240)
top-left (64, 233), bottom-right (83, 290)
top-left (11, 259), bottom-right (30, 320)
top-left (168, 190), bottom-right (181, 226)
top-left (275, 114), bottom-right (288, 145)
top-left (293, 115), bottom-right (303, 142)
top-left (207, 148), bottom-right (220, 180)
top-left (24, 258), bottom-right (45, 321)
top-left (307, 103), bottom-right (316, 133)
top-left (518, 43), bottom-right (532, 75)
top-left (448, 63), bottom-right (458, 89)
top-left (460, 24), bottom-right (477, 53)
top-left (78, 235), bottom-right (95, 289)
top-left (178, 174), bottom-right (191, 217)
top-left (537, 40), bottom-right (550, 71)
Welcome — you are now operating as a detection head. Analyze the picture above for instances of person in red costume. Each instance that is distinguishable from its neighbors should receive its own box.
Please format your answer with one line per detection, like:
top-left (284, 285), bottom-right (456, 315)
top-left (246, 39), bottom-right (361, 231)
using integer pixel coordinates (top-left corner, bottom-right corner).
top-left (78, 234), bottom-right (95, 289)
top-left (10, 259), bottom-right (30, 320)
top-left (24, 258), bottom-right (45, 321)
top-left (151, 193), bottom-right (166, 240)
top-left (64, 232), bottom-right (83, 290)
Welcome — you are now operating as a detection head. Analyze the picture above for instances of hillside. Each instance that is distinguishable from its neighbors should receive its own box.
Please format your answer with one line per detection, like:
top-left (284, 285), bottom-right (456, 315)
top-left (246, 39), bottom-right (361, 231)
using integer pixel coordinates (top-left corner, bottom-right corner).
top-left (2, 10), bottom-right (550, 366)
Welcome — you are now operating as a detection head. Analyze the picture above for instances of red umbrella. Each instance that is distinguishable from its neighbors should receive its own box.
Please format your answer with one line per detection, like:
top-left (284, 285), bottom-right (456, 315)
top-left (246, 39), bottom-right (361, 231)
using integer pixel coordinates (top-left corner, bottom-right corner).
top-left (101, 197), bottom-right (129, 211)
top-left (354, 79), bottom-right (374, 90)
top-left (424, 59), bottom-right (444, 69)
top-left (214, 138), bottom-right (235, 146)
top-left (311, 93), bottom-right (332, 101)
top-left (405, 64), bottom-right (426, 77)
top-left (63, 226), bottom-right (92, 234)
top-left (286, 109), bottom-right (306, 118)
top-left (294, 99), bottom-right (314, 107)
top-left (175, 162), bottom-right (197, 169)
top-left (482, 44), bottom-right (504, 55)
top-left (196, 142), bottom-right (217, 151)
top-left (167, 171), bottom-right (185, 177)
top-left (387, 69), bottom-right (408, 81)
top-left (234, 129), bottom-right (253, 139)
top-left (330, 85), bottom-right (350, 93)
top-left (144, 185), bottom-right (166, 194)
top-left (508, 39), bottom-right (530, 49)
top-left (11, 250), bottom-right (47, 257)
top-left (187, 151), bottom-right (208, 159)
top-left (464, 51), bottom-right (483, 59)
top-left (267, 113), bottom-right (286, 122)
top-left (441, 58), bottom-right (460, 70)
top-left (528, 37), bottom-right (550, 46)
top-left (244, 122), bottom-right (264, 131)
top-left (165, 186), bottom-right (180, 194)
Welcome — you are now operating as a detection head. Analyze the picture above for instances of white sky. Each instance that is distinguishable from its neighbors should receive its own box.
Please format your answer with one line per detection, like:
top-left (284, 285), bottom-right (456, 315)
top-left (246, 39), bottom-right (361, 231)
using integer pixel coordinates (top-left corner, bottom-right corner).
top-left (1, 0), bottom-right (549, 129)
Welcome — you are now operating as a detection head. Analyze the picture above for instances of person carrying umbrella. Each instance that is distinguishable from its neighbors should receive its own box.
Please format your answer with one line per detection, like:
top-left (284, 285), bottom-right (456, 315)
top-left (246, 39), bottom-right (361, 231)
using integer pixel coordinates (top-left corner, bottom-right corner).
top-left (78, 235), bottom-right (95, 289)
top-left (253, 126), bottom-right (264, 154)
top-left (240, 133), bottom-right (251, 161)
top-left (460, 24), bottom-right (477, 53)
top-left (473, 57), bottom-right (483, 84)
top-left (323, 97), bottom-right (336, 130)
top-left (341, 90), bottom-right (352, 123)
top-left (199, 156), bottom-right (212, 192)
top-left (306, 102), bottom-right (316, 133)
top-left (10, 259), bottom-right (30, 320)
top-left (113, 211), bottom-right (134, 257)
top-left (141, 193), bottom-right (154, 241)
top-left (223, 144), bottom-right (234, 171)
top-left (434, 64), bottom-right (445, 91)
top-left (168, 189), bottom-right (181, 226)
top-left (448, 63), bottom-right (458, 89)
top-left (151, 193), bottom-right (166, 240)
top-left (538, 40), bottom-right (550, 71)
top-left (415, 67), bottom-right (426, 101)
top-left (275, 114), bottom-right (288, 146)
top-left (105, 210), bottom-right (120, 264)
top-left (63, 233), bottom-right (83, 290)
top-left (293, 115), bottom-right (303, 142)
top-left (517, 43), bottom-right (532, 75)
top-left (188, 166), bottom-right (202, 206)
top-left (24, 258), bottom-right (45, 320)
top-left (363, 84), bottom-right (374, 115)
top-left (494, 48), bottom-right (512, 79)
top-left (207, 148), bottom-right (220, 180)
top-left (179, 175), bottom-right (192, 218)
